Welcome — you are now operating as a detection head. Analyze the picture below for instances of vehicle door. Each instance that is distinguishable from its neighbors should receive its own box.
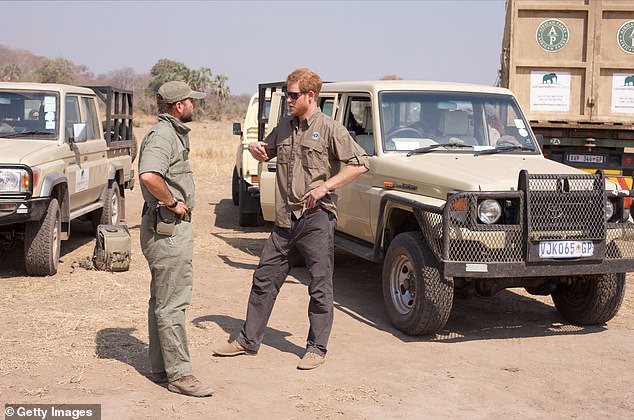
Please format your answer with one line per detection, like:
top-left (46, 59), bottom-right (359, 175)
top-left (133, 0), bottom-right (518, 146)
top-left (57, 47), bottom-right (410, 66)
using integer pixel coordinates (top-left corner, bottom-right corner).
top-left (335, 94), bottom-right (374, 242)
top-left (65, 95), bottom-right (108, 211)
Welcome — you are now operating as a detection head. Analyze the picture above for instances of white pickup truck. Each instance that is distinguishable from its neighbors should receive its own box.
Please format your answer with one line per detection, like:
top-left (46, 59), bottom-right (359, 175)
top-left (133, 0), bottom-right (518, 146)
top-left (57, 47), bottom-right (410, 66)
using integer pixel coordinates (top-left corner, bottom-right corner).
top-left (258, 80), bottom-right (634, 335)
top-left (0, 83), bottom-right (135, 276)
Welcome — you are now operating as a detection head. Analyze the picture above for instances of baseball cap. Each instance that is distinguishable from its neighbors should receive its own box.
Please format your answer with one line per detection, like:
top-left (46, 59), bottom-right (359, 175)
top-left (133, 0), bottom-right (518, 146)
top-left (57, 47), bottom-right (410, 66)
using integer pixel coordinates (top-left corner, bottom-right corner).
top-left (158, 81), bottom-right (206, 103)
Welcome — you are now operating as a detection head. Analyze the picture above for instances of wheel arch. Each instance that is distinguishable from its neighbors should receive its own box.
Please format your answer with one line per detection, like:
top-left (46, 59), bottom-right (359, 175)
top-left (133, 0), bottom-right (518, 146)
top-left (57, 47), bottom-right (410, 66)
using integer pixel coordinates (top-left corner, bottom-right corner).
top-left (372, 192), bottom-right (445, 263)
top-left (39, 172), bottom-right (70, 239)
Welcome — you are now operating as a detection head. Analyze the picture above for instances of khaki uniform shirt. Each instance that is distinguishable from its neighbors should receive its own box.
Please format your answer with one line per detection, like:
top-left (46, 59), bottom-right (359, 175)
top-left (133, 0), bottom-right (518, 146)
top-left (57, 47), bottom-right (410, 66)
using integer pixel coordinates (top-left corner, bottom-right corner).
top-left (264, 109), bottom-right (369, 228)
top-left (138, 113), bottom-right (195, 211)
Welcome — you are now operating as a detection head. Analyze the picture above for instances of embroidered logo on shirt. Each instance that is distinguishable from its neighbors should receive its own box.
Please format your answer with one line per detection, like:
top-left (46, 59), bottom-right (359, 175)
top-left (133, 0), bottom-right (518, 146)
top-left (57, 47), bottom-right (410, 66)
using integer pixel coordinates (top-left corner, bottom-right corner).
top-left (312, 132), bottom-right (320, 140)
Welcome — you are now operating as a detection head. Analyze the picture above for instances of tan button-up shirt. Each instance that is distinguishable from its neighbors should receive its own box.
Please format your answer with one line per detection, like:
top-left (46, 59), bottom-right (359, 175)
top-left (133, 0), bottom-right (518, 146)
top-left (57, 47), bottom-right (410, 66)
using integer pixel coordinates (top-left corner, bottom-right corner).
top-left (264, 109), bottom-right (369, 228)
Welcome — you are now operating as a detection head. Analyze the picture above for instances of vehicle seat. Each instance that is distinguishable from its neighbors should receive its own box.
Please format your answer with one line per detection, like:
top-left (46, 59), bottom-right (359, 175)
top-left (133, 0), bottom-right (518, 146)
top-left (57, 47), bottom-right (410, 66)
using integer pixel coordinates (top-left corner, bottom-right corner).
top-left (438, 109), bottom-right (477, 145)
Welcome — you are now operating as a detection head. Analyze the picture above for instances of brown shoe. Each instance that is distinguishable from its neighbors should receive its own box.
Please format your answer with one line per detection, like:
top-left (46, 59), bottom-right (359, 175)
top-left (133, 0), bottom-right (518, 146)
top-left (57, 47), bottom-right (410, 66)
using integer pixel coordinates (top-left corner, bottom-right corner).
top-left (213, 340), bottom-right (257, 357)
top-left (148, 371), bottom-right (168, 384)
top-left (297, 352), bottom-right (325, 370)
top-left (167, 375), bottom-right (213, 397)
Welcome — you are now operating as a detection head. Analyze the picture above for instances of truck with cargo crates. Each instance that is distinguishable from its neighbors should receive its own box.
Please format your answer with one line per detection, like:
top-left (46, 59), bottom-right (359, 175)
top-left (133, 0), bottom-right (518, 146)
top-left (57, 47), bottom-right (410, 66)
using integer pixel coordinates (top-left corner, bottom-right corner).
top-left (0, 83), bottom-right (135, 276)
top-left (499, 0), bottom-right (634, 188)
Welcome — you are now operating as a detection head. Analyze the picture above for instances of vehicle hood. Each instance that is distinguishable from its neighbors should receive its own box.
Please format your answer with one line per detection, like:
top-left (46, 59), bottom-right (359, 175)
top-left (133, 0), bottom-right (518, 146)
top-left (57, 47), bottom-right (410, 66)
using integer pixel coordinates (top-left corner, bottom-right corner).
top-left (0, 140), bottom-right (58, 164)
top-left (374, 153), bottom-right (600, 199)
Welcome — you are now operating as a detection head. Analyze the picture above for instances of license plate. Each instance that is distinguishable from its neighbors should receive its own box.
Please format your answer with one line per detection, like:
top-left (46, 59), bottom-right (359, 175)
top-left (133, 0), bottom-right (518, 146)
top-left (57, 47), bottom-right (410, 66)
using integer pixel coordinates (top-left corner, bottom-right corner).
top-left (538, 241), bottom-right (594, 258)
top-left (567, 154), bottom-right (604, 164)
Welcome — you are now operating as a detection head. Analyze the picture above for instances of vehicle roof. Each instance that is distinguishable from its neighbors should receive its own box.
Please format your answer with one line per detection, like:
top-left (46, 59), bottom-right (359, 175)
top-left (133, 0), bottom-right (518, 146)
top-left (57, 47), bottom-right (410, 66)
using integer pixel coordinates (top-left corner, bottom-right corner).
top-left (320, 80), bottom-right (513, 96)
top-left (0, 82), bottom-right (97, 95)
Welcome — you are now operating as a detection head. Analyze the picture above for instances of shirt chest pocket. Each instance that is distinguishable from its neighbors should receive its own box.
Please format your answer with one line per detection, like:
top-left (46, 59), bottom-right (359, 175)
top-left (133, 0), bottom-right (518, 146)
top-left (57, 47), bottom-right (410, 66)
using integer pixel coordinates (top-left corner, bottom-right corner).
top-left (300, 141), bottom-right (325, 169)
top-left (170, 159), bottom-right (192, 175)
top-left (276, 139), bottom-right (292, 164)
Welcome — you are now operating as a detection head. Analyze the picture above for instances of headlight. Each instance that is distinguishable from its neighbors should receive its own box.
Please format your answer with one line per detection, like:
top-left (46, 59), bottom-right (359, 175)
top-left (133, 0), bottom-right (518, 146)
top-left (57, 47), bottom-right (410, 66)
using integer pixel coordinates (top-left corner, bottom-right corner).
top-left (605, 199), bottom-right (615, 221)
top-left (0, 168), bottom-right (33, 193)
top-left (478, 199), bottom-right (502, 224)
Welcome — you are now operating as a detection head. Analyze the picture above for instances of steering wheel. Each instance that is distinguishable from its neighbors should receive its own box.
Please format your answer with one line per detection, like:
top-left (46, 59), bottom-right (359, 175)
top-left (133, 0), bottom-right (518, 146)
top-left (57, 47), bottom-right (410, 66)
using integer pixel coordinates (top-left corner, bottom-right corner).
top-left (386, 127), bottom-right (424, 140)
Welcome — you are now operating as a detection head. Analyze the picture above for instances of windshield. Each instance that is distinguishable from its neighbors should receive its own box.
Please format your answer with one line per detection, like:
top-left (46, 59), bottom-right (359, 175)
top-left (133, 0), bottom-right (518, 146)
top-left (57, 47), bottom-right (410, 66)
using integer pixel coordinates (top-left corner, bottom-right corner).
top-left (379, 92), bottom-right (538, 153)
top-left (0, 90), bottom-right (58, 140)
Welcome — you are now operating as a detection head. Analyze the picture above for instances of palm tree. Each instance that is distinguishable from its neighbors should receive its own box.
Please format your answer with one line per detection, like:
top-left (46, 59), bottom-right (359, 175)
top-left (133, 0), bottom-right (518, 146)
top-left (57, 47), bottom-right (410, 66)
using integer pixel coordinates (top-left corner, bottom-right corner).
top-left (1, 63), bottom-right (22, 81)
top-left (213, 74), bottom-right (230, 108)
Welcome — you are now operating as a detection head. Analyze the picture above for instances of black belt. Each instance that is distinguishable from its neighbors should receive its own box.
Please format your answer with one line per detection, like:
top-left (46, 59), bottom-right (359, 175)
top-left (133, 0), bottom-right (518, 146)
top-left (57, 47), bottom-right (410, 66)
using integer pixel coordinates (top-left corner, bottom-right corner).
top-left (302, 206), bottom-right (322, 217)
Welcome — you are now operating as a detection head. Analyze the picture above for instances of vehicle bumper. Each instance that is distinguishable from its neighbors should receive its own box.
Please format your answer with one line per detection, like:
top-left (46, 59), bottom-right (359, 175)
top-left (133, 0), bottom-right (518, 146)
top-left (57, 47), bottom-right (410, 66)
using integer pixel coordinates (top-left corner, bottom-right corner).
top-left (0, 197), bottom-right (50, 225)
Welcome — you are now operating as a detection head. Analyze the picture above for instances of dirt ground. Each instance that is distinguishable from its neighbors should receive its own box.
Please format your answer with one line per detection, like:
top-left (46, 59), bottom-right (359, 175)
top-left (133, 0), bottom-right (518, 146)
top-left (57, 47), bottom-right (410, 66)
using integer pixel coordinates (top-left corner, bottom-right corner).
top-left (1, 171), bottom-right (634, 419)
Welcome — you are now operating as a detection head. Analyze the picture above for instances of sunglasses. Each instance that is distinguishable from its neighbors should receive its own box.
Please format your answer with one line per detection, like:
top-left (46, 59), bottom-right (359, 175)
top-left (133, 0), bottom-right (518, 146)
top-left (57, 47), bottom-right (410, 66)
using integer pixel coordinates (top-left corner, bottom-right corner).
top-left (285, 91), bottom-right (305, 100)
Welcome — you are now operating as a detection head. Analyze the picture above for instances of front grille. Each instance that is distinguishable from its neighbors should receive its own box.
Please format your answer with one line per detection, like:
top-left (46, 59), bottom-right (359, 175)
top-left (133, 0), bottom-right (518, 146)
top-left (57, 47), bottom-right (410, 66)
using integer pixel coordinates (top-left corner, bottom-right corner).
top-left (524, 172), bottom-right (605, 241)
top-left (415, 171), bottom-right (634, 265)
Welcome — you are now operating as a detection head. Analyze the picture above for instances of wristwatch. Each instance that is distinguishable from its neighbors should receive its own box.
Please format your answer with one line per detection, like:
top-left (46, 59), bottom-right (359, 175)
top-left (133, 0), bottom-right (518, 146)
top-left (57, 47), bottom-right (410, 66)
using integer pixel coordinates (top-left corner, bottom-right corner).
top-left (167, 198), bottom-right (179, 208)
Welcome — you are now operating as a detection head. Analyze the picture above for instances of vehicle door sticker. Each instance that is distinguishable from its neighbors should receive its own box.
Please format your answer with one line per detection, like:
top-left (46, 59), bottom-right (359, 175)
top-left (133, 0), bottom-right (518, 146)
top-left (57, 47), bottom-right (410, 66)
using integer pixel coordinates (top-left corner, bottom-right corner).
top-left (44, 96), bottom-right (56, 112)
top-left (513, 119), bottom-right (526, 129)
top-left (611, 73), bottom-right (634, 114)
top-left (45, 121), bottom-right (55, 130)
top-left (76, 168), bottom-right (89, 192)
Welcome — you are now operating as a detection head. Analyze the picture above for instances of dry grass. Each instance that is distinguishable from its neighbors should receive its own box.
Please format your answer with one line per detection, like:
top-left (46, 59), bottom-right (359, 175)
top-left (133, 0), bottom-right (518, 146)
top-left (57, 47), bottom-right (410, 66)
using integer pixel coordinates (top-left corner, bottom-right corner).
top-left (0, 114), bottom-right (242, 379)
top-left (133, 115), bottom-right (238, 176)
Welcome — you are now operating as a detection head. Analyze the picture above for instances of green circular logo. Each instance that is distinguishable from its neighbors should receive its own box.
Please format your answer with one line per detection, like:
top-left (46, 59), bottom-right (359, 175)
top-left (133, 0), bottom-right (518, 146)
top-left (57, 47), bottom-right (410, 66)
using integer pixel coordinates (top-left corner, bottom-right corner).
top-left (617, 20), bottom-right (634, 54)
top-left (536, 19), bottom-right (569, 51)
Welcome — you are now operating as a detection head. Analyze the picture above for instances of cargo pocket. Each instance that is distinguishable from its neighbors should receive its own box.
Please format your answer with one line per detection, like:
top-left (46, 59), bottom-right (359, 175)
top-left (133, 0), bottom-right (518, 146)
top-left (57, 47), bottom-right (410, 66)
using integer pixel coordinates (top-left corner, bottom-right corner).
top-left (277, 139), bottom-right (292, 164)
top-left (300, 141), bottom-right (325, 169)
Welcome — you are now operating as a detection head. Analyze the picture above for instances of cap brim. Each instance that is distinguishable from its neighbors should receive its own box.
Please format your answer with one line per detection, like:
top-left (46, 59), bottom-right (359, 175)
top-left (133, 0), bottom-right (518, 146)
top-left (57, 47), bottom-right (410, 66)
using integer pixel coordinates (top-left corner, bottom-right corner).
top-left (189, 91), bottom-right (205, 99)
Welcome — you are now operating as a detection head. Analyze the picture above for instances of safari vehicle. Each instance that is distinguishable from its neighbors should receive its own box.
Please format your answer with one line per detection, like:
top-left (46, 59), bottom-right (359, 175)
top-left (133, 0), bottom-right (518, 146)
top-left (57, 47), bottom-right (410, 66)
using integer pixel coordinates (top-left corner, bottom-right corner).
top-left (0, 82), bottom-right (135, 276)
top-left (259, 80), bottom-right (634, 335)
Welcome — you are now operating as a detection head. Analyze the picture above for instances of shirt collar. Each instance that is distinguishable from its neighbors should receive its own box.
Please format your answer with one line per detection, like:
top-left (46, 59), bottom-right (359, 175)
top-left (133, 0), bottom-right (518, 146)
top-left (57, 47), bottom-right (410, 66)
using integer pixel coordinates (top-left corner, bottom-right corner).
top-left (292, 108), bottom-right (321, 130)
top-left (158, 113), bottom-right (191, 136)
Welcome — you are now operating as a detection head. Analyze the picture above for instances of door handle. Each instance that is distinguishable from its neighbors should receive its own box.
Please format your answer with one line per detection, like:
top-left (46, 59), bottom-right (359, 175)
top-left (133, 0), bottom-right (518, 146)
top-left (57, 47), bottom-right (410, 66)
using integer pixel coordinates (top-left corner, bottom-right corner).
top-left (84, 156), bottom-right (88, 162)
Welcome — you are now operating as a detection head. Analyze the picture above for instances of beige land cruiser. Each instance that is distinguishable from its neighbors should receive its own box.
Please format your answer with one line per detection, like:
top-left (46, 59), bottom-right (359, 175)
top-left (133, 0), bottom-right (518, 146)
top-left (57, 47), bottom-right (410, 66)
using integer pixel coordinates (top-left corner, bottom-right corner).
top-left (0, 83), bottom-right (135, 276)
top-left (258, 80), bottom-right (634, 335)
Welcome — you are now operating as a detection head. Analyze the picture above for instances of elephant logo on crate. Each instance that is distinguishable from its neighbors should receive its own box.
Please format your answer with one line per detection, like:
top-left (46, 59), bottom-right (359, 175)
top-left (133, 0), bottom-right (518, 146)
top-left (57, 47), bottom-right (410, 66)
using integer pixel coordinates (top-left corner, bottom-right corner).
top-left (625, 75), bottom-right (634, 86)
top-left (542, 73), bottom-right (558, 84)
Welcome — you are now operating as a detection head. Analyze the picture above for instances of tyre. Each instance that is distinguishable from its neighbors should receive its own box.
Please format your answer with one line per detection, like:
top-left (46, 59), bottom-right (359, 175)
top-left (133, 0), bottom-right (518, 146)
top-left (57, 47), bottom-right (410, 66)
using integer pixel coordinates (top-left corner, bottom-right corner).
top-left (24, 198), bottom-right (61, 276)
top-left (382, 232), bottom-right (453, 335)
top-left (92, 183), bottom-right (121, 231)
top-left (552, 274), bottom-right (626, 325)
top-left (238, 179), bottom-right (258, 227)
top-left (232, 166), bottom-right (240, 205)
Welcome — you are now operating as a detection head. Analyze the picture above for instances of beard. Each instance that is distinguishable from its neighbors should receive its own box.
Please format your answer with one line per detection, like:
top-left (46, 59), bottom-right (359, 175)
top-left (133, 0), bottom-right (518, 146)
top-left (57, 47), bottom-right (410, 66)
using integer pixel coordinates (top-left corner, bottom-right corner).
top-left (180, 111), bottom-right (193, 123)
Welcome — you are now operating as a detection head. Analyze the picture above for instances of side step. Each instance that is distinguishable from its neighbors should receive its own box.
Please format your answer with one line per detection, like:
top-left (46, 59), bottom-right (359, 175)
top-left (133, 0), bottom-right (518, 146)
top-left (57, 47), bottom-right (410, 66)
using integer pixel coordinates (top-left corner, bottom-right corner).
top-left (334, 233), bottom-right (383, 262)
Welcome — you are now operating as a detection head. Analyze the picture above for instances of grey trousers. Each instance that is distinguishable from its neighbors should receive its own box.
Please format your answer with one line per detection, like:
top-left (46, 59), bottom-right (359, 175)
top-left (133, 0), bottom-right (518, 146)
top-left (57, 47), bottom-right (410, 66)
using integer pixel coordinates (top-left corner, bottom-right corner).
top-left (237, 208), bottom-right (336, 356)
top-left (140, 215), bottom-right (193, 382)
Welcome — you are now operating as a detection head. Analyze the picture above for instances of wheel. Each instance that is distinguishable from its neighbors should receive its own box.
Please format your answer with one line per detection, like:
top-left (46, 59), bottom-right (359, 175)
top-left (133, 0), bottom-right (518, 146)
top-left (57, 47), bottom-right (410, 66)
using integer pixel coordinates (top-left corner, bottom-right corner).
top-left (238, 179), bottom-right (258, 227)
top-left (24, 198), bottom-right (61, 276)
top-left (232, 166), bottom-right (240, 205)
top-left (552, 274), bottom-right (626, 325)
top-left (92, 183), bottom-right (121, 230)
top-left (382, 232), bottom-right (453, 335)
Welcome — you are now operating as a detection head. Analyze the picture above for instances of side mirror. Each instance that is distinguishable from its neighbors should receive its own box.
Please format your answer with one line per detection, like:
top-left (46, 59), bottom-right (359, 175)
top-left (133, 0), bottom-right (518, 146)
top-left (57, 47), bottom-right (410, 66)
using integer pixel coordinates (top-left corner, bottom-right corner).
top-left (73, 123), bottom-right (87, 142)
top-left (233, 122), bottom-right (242, 136)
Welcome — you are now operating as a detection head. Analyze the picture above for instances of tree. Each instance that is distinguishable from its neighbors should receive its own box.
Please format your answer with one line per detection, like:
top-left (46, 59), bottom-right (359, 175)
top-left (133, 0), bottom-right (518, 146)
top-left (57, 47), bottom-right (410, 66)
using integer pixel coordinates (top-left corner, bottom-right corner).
top-left (147, 59), bottom-right (191, 95)
top-left (1, 63), bottom-right (22, 81)
top-left (212, 74), bottom-right (230, 113)
top-left (187, 67), bottom-right (212, 92)
top-left (32, 57), bottom-right (77, 84)
top-left (380, 74), bottom-right (403, 80)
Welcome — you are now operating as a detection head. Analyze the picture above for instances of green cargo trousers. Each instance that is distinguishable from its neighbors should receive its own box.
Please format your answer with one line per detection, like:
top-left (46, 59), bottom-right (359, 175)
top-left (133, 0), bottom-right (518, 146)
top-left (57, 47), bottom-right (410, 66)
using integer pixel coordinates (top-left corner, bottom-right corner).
top-left (140, 214), bottom-right (193, 382)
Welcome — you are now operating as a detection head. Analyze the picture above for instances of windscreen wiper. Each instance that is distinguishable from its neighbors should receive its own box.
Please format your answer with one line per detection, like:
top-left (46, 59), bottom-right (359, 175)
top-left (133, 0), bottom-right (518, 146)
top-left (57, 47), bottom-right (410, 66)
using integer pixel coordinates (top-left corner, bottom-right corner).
top-left (474, 145), bottom-right (536, 156)
top-left (1, 130), bottom-right (53, 138)
top-left (406, 143), bottom-right (474, 157)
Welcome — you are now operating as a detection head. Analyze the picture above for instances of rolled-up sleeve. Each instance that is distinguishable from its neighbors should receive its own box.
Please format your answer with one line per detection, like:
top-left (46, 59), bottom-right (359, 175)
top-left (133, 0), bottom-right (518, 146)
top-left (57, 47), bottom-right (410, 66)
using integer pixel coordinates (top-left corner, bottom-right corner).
top-left (331, 124), bottom-right (370, 169)
top-left (138, 133), bottom-right (173, 176)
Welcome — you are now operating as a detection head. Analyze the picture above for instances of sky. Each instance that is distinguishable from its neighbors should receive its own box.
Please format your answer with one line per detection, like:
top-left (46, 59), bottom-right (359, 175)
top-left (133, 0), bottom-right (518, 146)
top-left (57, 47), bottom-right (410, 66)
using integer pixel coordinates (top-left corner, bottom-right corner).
top-left (1, 0), bottom-right (508, 95)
